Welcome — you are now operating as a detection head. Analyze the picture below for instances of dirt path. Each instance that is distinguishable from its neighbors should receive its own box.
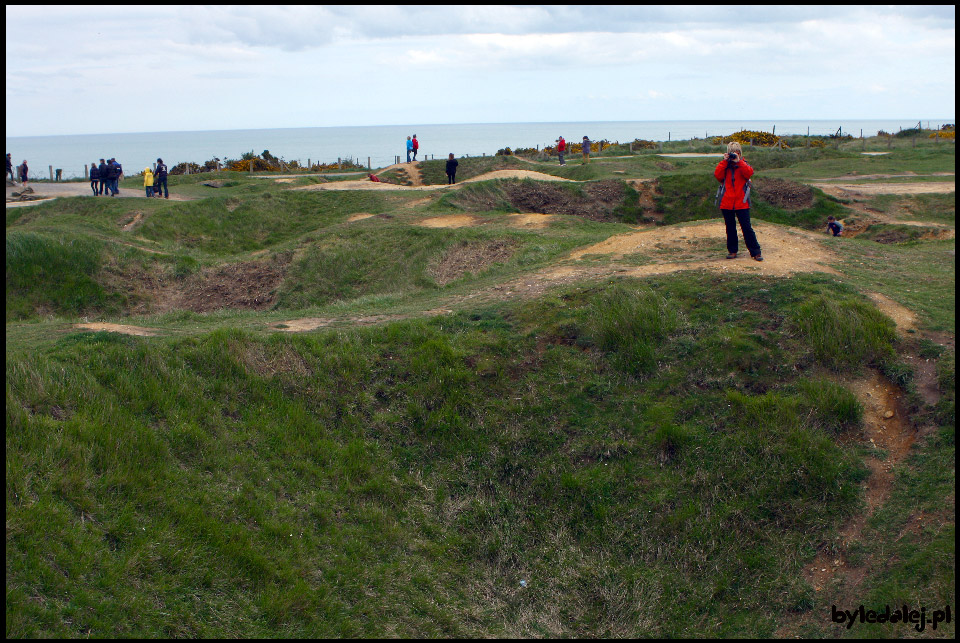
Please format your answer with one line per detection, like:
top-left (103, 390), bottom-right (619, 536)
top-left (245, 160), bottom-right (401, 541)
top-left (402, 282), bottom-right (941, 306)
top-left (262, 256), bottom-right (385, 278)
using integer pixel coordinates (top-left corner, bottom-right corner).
top-left (811, 181), bottom-right (955, 196)
top-left (73, 322), bottom-right (158, 336)
top-left (6, 182), bottom-right (195, 206)
top-left (292, 168), bottom-right (577, 192)
top-left (774, 368), bottom-right (917, 637)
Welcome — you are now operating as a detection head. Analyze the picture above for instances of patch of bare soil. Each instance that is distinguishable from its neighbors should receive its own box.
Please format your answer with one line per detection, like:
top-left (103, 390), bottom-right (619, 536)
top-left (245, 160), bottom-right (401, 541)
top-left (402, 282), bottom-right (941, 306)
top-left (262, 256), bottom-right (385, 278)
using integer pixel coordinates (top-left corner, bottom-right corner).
top-left (418, 215), bottom-right (478, 228)
top-left (865, 292), bottom-right (916, 333)
top-left (120, 210), bottom-right (145, 231)
top-left (569, 219), bottom-right (839, 276)
top-left (753, 178), bottom-right (814, 211)
top-left (428, 239), bottom-right (516, 286)
top-left (347, 212), bottom-right (377, 222)
top-left (811, 181), bottom-right (956, 196)
top-left (270, 314), bottom-right (407, 332)
top-left (73, 322), bottom-right (158, 336)
top-left (507, 213), bottom-right (553, 228)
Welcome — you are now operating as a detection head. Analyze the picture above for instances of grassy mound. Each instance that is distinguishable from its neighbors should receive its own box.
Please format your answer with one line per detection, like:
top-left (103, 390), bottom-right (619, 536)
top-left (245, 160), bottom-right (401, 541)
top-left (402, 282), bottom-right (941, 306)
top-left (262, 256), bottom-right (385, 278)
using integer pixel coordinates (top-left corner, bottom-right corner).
top-left (10, 272), bottom-right (937, 637)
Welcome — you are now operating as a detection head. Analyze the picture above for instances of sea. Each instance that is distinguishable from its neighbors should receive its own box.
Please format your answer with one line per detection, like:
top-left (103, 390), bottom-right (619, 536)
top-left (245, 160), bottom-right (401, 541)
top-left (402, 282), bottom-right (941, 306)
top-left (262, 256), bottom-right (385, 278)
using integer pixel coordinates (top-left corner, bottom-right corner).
top-left (6, 119), bottom-right (951, 180)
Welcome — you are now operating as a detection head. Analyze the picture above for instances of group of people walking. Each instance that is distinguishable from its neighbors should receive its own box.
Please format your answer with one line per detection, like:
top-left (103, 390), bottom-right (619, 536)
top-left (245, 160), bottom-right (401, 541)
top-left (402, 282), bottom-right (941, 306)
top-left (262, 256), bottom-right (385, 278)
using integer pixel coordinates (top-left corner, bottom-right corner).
top-left (85, 157), bottom-right (168, 198)
top-left (88, 158), bottom-right (125, 196)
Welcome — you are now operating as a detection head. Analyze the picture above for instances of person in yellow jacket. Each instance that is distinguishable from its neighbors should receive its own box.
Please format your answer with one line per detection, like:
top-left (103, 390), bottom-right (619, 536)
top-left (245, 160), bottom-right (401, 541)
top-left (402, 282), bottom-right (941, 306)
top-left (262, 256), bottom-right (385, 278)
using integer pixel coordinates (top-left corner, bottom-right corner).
top-left (143, 167), bottom-right (155, 197)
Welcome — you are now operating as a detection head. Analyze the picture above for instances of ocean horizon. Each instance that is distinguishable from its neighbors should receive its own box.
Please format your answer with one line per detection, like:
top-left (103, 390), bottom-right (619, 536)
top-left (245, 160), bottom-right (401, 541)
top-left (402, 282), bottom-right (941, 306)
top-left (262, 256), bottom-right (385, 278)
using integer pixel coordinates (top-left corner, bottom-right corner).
top-left (7, 118), bottom-right (953, 180)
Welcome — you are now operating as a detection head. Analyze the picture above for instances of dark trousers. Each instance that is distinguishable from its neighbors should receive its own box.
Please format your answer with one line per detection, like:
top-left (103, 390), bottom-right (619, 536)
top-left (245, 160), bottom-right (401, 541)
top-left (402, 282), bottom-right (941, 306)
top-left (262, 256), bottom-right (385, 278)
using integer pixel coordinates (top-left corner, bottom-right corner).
top-left (90, 179), bottom-right (98, 195)
top-left (447, 173), bottom-right (456, 184)
top-left (722, 208), bottom-right (761, 257)
top-left (98, 178), bottom-right (106, 195)
top-left (155, 176), bottom-right (168, 198)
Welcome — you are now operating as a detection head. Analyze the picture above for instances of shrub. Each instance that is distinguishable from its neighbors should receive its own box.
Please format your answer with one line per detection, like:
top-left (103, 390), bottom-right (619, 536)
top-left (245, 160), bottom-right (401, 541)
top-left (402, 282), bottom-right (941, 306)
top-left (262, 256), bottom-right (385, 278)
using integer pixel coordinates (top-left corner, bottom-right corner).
top-left (712, 130), bottom-right (786, 148)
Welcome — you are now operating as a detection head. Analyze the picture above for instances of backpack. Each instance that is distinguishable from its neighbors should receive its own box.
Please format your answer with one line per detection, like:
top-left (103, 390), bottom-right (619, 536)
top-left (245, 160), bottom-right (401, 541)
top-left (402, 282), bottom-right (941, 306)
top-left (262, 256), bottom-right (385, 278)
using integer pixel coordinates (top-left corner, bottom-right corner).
top-left (715, 163), bottom-right (752, 208)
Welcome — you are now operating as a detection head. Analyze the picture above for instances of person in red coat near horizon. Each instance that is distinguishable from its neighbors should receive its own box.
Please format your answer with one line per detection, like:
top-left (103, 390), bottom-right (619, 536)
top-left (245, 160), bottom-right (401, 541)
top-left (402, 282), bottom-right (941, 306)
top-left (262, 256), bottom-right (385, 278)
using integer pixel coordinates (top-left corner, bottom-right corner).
top-left (556, 136), bottom-right (566, 166)
top-left (714, 141), bottom-right (762, 261)
top-left (412, 134), bottom-right (419, 161)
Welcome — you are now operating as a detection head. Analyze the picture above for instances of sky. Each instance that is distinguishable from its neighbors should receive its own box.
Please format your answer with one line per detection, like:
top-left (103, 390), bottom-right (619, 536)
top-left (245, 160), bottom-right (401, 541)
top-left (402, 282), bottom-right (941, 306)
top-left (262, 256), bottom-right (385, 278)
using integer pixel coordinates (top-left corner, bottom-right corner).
top-left (5, 5), bottom-right (956, 137)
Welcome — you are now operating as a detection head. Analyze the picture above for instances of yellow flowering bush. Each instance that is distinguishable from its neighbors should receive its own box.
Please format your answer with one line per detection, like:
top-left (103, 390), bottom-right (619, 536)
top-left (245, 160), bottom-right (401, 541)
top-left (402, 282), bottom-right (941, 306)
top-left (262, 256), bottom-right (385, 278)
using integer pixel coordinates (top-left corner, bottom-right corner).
top-left (712, 130), bottom-right (786, 148)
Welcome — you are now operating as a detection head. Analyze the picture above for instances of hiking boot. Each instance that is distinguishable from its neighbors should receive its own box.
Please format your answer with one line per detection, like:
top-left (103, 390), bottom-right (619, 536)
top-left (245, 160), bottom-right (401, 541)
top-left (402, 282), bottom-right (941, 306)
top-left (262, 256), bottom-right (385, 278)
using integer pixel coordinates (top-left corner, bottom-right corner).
top-left (753, 255), bottom-right (764, 262)
top-left (726, 252), bottom-right (737, 259)
top-left (164, 195), bottom-right (169, 199)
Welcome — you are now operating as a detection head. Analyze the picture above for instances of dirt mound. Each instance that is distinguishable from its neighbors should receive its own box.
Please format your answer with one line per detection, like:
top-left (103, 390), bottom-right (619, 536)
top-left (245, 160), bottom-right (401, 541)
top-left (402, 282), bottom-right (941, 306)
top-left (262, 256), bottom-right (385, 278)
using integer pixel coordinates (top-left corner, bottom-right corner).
top-left (428, 239), bottom-right (516, 286)
top-left (754, 178), bottom-right (814, 210)
top-left (175, 255), bottom-right (288, 312)
top-left (501, 179), bottom-right (626, 221)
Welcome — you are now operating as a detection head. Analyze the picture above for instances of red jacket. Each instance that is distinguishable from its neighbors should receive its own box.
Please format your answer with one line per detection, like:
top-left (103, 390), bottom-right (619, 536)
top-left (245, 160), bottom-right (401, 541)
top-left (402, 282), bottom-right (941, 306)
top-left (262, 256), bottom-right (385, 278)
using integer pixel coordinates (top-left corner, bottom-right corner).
top-left (412, 137), bottom-right (419, 150)
top-left (558, 137), bottom-right (566, 151)
top-left (714, 157), bottom-right (754, 210)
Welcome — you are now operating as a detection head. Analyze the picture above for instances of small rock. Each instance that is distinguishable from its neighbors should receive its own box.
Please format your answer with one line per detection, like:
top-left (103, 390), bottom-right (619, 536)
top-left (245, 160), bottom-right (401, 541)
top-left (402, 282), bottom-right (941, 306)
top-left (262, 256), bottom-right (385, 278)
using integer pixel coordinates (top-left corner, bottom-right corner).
top-left (883, 410), bottom-right (894, 419)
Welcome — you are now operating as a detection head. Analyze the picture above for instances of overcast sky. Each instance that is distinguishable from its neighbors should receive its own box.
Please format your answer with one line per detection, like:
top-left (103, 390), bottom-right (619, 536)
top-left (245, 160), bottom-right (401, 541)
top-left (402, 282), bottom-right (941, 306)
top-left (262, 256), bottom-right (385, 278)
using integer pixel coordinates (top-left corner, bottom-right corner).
top-left (5, 5), bottom-right (955, 137)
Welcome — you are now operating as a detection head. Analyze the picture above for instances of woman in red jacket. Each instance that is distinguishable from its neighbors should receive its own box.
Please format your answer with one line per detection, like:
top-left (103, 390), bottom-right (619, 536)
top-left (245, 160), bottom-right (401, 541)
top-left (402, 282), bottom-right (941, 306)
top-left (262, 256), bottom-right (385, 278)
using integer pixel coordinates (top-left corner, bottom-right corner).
top-left (714, 142), bottom-right (762, 261)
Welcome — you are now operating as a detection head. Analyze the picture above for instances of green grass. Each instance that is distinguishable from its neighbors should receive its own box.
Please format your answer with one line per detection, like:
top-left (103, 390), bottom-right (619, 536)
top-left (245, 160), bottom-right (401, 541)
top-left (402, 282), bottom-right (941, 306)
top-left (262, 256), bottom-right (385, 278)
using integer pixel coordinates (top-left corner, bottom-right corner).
top-left (8, 273), bottom-right (896, 637)
top-left (6, 135), bottom-right (955, 637)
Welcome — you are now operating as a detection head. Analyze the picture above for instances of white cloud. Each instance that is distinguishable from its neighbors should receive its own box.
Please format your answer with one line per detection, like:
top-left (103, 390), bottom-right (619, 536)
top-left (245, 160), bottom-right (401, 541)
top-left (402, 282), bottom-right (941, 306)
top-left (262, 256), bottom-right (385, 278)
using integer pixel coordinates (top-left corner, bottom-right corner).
top-left (4, 5), bottom-right (955, 136)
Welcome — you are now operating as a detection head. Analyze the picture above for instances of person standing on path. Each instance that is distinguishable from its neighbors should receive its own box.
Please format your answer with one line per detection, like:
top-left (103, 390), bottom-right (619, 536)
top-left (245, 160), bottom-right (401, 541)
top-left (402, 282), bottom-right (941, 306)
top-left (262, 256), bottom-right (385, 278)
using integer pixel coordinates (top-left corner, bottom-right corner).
top-left (143, 167), bottom-right (155, 197)
top-left (581, 136), bottom-right (591, 164)
top-left (89, 161), bottom-right (100, 196)
top-left (18, 160), bottom-right (29, 187)
top-left (412, 134), bottom-right (419, 161)
top-left (445, 153), bottom-right (459, 184)
top-left (154, 158), bottom-right (169, 199)
top-left (6, 153), bottom-right (14, 183)
top-left (105, 158), bottom-right (119, 196)
top-left (98, 159), bottom-right (108, 196)
top-left (406, 136), bottom-right (413, 163)
top-left (556, 136), bottom-right (566, 166)
top-left (714, 141), bottom-right (762, 261)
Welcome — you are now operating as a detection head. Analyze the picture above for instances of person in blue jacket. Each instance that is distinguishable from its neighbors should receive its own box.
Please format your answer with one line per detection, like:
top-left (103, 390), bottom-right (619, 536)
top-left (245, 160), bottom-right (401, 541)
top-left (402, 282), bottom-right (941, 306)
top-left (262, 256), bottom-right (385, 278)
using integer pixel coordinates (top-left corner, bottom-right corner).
top-left (406, 136), bottom-right (413, 163)
top-left (97, 159), bottom-right (108, 196)
top-left (89, 160), bottom-right (100, 195)
top-left (154, 158), bottom-right (169, 198)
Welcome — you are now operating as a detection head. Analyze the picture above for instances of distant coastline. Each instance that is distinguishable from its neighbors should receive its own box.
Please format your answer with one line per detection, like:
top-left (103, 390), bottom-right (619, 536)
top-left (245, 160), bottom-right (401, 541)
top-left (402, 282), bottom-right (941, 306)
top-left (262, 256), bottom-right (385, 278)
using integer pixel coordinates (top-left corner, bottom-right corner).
top-left (7, 119), bottom-right (953, 180)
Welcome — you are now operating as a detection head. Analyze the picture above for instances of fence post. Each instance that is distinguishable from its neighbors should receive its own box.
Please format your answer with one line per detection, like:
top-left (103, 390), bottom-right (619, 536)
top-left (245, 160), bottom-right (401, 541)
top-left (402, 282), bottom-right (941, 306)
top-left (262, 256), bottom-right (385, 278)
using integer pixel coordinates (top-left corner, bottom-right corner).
top-left (250, 160), bottom-right (254, 173)
top-left (84, 164), bottom-right (88, 179)
top-left (49, 165), bottom-right (54, 181)
top-left (368, 157), bottom-right (371, 169)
